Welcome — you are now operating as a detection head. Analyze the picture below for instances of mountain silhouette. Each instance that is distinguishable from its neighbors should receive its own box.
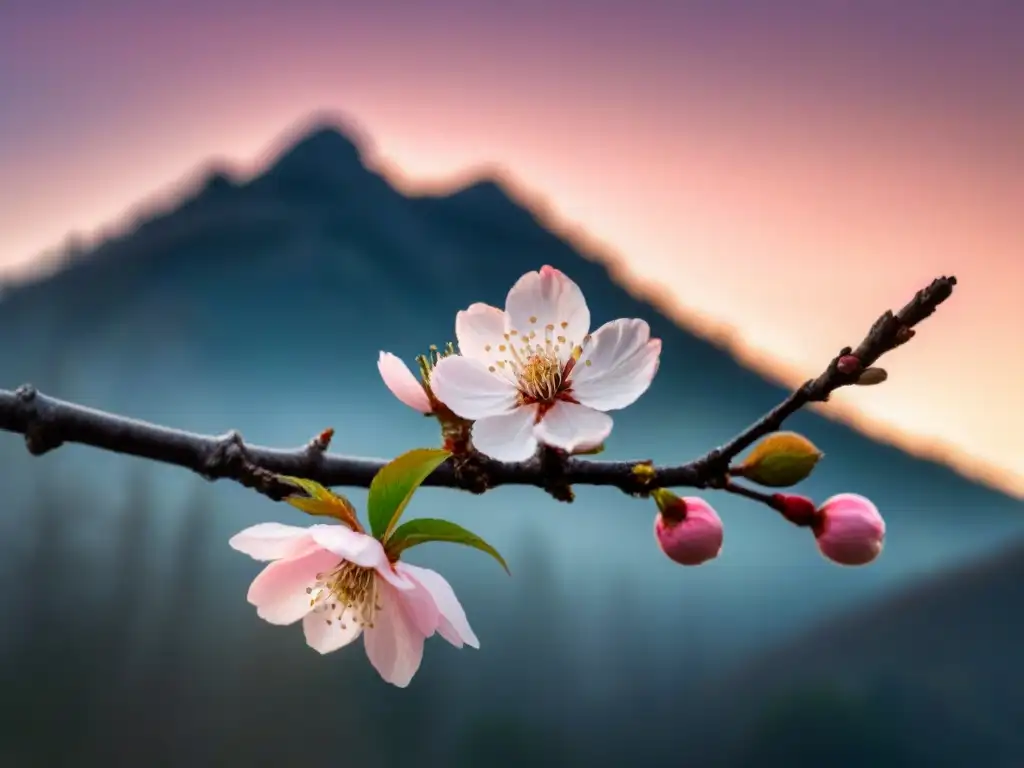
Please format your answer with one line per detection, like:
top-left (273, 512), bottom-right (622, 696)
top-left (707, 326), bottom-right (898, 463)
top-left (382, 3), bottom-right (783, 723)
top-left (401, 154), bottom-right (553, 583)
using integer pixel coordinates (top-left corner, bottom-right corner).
top-left (688, 539), bottom-right (1024, 766)
top-left (0, 114), bottom-right (1021, 694)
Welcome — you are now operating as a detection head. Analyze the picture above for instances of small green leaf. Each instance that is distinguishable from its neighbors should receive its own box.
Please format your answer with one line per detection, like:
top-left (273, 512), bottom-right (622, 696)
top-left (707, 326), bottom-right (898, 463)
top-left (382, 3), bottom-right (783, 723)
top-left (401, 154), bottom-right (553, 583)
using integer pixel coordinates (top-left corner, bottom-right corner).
top-left (386, 518), bottom-right (510, 575)
top-left (736, 432), bottom-right (824, 488)
top-left (278, 475), bottom-right (359, 524)
top-left (573, 443), bottom-right (605, 456)
top-left (367, 448), bottom-right (452, 541)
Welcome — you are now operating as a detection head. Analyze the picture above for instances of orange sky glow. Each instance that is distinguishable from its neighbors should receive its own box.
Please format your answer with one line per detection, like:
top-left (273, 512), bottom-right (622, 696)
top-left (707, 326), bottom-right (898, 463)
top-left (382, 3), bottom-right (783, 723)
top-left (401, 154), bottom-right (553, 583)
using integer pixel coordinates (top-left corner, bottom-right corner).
top-left (0, 3), bottom-right (1020, 498)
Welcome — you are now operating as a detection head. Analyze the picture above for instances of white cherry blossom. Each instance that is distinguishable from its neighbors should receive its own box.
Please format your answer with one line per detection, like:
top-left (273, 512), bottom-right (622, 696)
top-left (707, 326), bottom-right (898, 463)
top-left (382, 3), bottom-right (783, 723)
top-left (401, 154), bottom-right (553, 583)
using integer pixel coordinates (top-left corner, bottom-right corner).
top-left (429, 266), bottom-right (661, 461)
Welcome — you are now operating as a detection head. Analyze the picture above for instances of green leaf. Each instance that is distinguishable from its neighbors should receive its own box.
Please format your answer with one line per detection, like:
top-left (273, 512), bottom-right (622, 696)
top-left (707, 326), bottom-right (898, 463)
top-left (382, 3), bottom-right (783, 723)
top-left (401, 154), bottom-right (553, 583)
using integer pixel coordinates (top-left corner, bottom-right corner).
top-left (278, 475), bottom-right (359, 525)
top-left (736, 432), bottom-right (824, 488)
top-left (367, 448), bottom-right (452, 541)
top-left (572, 443), bottom-right (605, 456)
top-left (386, 518), bottom-right (510, 574)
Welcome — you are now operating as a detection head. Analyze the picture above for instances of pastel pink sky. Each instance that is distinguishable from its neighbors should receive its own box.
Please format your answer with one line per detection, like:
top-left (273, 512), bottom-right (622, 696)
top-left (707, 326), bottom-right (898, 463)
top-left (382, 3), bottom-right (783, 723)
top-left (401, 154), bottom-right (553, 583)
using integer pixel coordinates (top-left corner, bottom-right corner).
top-left (1, 1), bottom-right (1021, 496)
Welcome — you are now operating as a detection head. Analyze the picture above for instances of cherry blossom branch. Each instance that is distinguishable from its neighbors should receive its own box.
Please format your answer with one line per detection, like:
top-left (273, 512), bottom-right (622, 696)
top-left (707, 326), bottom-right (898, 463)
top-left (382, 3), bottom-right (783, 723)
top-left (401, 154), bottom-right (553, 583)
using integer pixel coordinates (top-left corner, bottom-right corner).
top-left (0, 276), bottom-right (956, 504)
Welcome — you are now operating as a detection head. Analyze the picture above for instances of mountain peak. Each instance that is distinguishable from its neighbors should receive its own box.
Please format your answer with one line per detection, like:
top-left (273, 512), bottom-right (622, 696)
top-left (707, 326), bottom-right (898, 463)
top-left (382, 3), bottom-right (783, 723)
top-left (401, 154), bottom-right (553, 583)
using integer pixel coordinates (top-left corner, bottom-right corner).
top-left (262, 120), bottom-right (368, 190)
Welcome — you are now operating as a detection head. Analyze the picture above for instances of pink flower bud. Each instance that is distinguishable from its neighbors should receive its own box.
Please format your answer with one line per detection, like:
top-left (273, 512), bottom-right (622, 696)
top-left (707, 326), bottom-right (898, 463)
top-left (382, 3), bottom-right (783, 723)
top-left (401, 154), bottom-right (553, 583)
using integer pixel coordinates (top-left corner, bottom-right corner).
top-left (813, 493), bottom-right (885, 566)
top-left (771, 493), bottom-right (818, 527)
top-left (837, 355), bottom-right (862, 375)
top-left (652, 491), bottom-right (723, 566)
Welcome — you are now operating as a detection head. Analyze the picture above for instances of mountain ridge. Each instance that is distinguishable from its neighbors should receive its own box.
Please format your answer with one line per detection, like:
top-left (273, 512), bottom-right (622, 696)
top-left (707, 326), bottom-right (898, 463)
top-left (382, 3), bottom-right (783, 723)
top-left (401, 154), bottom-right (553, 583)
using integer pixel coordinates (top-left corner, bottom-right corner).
top-left (696, 537), bottom-right (1024, 765)
top-left (0, 117), bottom-right (1012, 501)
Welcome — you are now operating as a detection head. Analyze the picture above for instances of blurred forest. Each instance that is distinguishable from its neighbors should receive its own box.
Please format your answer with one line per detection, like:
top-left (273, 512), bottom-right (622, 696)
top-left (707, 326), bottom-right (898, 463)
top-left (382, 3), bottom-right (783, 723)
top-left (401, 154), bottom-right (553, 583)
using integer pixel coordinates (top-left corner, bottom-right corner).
top-left (2, 458), bottom-right (1018, 767)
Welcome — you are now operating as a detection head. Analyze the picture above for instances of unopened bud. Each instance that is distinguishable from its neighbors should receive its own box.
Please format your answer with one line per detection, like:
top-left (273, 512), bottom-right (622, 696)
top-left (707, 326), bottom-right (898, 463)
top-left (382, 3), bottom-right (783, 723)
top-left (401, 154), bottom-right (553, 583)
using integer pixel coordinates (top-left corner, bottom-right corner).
top-left (855, 367), bottom-right (888, 386)
top-left (734, 431), bottom-right (824, 488)
top-left (771, 493), bottom-right (818, 527)
top-left (836, 355), bottom-right (862, 375)
top-left (814, 493), bottom-right (885, 566)
top-left (652, 490), bottom-right (723, 566)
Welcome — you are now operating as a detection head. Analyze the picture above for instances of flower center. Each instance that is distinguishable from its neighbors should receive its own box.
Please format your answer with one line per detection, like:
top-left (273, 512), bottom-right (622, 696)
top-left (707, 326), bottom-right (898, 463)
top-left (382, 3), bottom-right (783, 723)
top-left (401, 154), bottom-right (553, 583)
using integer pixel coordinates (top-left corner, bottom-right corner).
top-left (307, 561), bottom-right (381, 630)
top-left (491, 322), bottom-right (591, 405)
top-left (518, 352), bottom-right (562, 402)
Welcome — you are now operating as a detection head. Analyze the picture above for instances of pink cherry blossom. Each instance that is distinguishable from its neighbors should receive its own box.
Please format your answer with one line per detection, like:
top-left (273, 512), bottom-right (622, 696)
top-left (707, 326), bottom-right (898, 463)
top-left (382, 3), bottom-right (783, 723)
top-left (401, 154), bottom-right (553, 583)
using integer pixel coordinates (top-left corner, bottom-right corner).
top-left (653, 493), bottom-right (723, 566)
top-left (813, 493), bottom-right (886, 566)
top-left (229, 521), bottom-right (478, 687)
top-left (378, 351), bottom-right (433, 414)
top-left (428, 266), bottom-right (661, 461)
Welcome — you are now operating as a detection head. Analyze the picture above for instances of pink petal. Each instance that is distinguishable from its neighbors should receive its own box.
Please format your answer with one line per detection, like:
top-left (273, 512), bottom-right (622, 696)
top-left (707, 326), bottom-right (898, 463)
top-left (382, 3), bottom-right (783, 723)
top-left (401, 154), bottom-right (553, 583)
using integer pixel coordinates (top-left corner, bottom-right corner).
top-left (363, 580), bottom-right (427, 688)
top-left (399, 563), bottom-right (480, 649)
top-left (570, 318), bottom-right (661, 411)
top-left (377, 352), bottom-right (432, 413)
top-left (228, 522), bottom-right (316, 561)
top-left (472, 405), bottom-right (540, 461)
top-left (392, 563), bottom-right (443, 638)
top-left (533, 401), bottom-right (613, 454)
top-left (247, 547), bottom-right (341, 625)
top-left (303, 606), bottom-right (363, 654)
top-left (455, 303), bottom-right (508, 365)
top-left (504, 266), bottom-right (590, 359)
top-left (428, 355), bottom-right (519, 420)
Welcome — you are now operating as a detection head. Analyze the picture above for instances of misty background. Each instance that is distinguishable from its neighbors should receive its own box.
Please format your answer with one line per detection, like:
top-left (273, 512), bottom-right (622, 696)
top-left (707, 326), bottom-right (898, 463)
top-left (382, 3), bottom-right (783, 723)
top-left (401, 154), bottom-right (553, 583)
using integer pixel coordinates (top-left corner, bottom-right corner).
top-left (0, 123), bottom-right (1021, 767)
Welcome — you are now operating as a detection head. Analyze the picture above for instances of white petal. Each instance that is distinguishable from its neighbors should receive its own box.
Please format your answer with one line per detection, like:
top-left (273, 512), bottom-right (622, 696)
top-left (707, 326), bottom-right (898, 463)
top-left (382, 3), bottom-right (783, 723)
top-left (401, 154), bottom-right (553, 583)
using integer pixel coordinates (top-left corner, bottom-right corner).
top-left (378, 351), bottom-right (432, 413)
top-left (569, 318), bottom-right (661, 411)
top-left (504, 266), bottom-right (590, 357)
top-left (428, 355), bottom-right (518, 420)
top-left (303, 606), bottom-right (363, 654)
top-left (399, 563), bottom-right (480, 649)
top-left (308, 525), bottom-right (389, 569)
top-left (363, 580), bottom-right (427, 688)
top-left (472, 406), bottom-right (540, 461)
top-left (455, 303), bottom-right (508, 364)
top-left (228, 522), bottom-right (315, 561)
top-left (246, 547), bottom-right (341, 625)
top-left (533, 401), bottom-right (613, 453)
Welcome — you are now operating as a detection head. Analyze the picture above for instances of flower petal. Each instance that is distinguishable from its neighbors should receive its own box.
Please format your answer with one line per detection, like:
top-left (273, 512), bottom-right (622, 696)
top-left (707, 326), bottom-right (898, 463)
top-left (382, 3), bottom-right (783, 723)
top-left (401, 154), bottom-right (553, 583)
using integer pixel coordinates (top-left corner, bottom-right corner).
top-left (228, 522), bottom-right (315, 561)
top-left (378, 352), bottom-right (432, 414)
top-left (455, 303), bottom-right (508, 364)
top-left (303, 606), bottom-right (363, 654)
top-left (399, 563), bottom-right (479, 649)
top-left (308, 525), bottom-right (416, 591)
top-left (472, 405), bottom-right (540, 461)
top-left (308, 525), bottom-right (389, 569)
top-left (570, 318), bottom-right (661, 411)
top-left (428, 355), bottom-right (519, 420)
top-left (247, 547), bottom-right (340, 625)
top-left (533, 401), bottom-right (613, 454)
top-left (392, 563), bottom-right (443, 638)
top-left (363, 580), bottom-right (427, 688)
top-left (504, 266), bottom-right (590, 360)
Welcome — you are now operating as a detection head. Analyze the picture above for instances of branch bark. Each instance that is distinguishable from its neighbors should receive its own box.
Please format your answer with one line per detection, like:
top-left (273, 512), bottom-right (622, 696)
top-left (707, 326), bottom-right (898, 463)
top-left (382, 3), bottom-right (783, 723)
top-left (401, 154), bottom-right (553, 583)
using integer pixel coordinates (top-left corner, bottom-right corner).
top-left (0, 276), bottom-right (956, 503)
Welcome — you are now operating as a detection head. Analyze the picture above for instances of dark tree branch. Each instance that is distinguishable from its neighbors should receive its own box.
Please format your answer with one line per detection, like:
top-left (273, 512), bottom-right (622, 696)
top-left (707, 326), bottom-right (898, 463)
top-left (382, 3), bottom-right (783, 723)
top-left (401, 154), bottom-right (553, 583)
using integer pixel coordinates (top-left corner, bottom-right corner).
top-left (0, 276), bottom-right (956, 504)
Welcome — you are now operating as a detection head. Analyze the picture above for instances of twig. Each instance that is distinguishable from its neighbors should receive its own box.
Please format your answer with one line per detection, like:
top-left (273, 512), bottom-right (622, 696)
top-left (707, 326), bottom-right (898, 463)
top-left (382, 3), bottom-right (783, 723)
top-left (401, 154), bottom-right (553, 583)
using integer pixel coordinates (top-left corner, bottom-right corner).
top-left (0, 276), bottom-right (956, 504)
